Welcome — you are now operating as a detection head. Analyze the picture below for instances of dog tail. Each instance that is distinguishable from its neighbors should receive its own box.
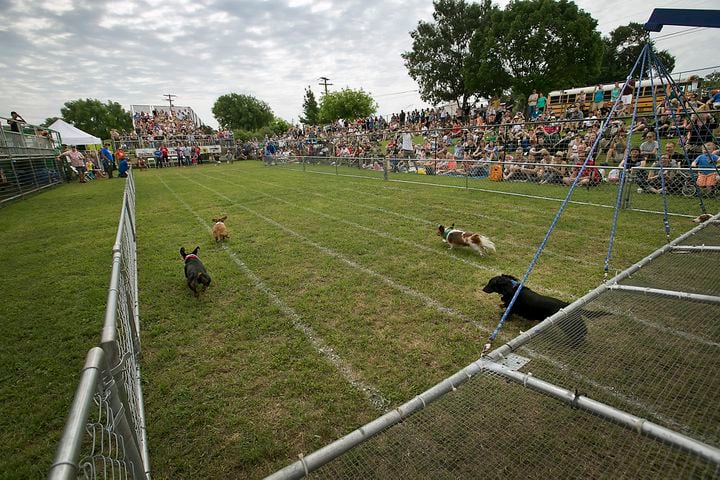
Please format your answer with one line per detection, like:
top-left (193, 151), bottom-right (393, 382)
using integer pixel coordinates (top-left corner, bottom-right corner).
top-left (473, 235), bottom-right (496, 253)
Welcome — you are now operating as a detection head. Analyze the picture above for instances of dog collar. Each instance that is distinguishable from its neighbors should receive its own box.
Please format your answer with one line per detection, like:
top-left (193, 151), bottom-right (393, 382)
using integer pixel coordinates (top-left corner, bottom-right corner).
top-left (443, 229), bottom-right (461, 240)
top-left (184, 254), bottom-right (199, 261)
top-left (510, 279), bottom-right (520, 289)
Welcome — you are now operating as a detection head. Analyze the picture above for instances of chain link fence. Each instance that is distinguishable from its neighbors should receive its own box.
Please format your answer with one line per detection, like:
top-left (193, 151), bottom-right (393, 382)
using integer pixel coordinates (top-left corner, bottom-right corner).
top-left (48, 170), bottom-right (150, 480)
top-left (274, 155), bottom-right (718, 218)
top-left (267, 213), bottom-right (720, 479)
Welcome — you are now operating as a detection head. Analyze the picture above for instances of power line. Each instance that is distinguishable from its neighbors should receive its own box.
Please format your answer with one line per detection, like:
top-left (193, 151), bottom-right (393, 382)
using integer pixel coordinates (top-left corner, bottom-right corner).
top-left (653, 27), bottom-right (707, 42)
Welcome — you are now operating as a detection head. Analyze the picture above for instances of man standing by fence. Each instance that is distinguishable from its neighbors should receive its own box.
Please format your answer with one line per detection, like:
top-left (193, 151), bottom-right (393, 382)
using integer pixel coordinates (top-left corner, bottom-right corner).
top-left (264, 141), bottom-right (276, 166)
top-left (100, 145), bottom-right (115, 178)
top-left (59, 146), bottom-right (86, 183)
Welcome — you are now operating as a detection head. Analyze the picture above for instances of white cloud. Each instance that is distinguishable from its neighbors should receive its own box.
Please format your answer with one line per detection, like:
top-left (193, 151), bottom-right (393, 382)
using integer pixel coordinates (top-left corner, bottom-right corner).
top-left (1, 0), bottom-right (718, 129)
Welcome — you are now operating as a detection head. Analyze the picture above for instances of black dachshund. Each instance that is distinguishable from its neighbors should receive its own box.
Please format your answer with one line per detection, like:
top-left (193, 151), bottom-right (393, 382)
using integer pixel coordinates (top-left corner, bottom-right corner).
top-left (482, 274), bottom-right (595, 346)
top-left (180, 246), bottom-right (211, 297)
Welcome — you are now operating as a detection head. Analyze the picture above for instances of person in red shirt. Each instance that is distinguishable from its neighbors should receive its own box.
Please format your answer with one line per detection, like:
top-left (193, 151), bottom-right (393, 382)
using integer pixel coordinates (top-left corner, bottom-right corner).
top-left (160, 144), bottom-right (169, 167)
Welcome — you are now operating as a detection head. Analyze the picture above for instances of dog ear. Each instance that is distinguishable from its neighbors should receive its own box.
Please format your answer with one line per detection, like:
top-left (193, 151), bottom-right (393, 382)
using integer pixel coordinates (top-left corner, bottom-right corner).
top-left (212, 217), bottom-right (219, 223)
top-left (220, 215), bottom-right (227, 222)
top-left (450, 223), bottom-right (455, 229)
top-left (180, 247), bottom-right (186, 258)
top-left (192, 246), bottom-right (200, 255)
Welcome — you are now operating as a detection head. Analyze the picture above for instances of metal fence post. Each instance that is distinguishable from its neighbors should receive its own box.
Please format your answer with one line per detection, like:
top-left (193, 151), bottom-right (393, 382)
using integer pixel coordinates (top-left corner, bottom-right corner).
top-left (384, 157), bottom-right (388, 181)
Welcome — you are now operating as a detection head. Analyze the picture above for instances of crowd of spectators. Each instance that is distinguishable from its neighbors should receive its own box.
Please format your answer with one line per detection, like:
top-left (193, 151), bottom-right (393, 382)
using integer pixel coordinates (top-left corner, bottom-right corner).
top-left (252, 86), bottom-right (719, 195)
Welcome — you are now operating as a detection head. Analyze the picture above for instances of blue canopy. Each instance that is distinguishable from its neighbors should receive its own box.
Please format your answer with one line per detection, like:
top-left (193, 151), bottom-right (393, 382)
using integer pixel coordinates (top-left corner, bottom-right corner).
top-left (645, 8), bottom-right (720, 32)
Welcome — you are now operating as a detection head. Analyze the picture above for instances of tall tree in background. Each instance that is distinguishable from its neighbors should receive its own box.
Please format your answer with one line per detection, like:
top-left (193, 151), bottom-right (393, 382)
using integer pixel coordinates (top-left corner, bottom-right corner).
top-left (299, 86), bottom-right (320, 125)
top-left (58, 99), bottom-right (132, 140)
top-left (318, 88), bottom-right (377, 123)
top-left (469, 0), bottom-right (602, 104)
top-left (703, 71), bottom-right (720, 90)
top-left (212, 93), bottom-right (274, 131)
top-left (402, 0), bottom-right (495, 112)
top-left (597, 22), bottom-right (676, 83)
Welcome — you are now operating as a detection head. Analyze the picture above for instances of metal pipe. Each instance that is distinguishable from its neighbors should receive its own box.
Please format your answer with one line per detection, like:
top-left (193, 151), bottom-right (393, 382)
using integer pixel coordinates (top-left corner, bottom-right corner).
top-left (672, 245), bottom-right (720, 252)
top-left (479, 360), bottom-right (720, 465)
top-left (48, 347), bottom-right (105, 480)
top-left (607, 284), bottom-right (720, 305)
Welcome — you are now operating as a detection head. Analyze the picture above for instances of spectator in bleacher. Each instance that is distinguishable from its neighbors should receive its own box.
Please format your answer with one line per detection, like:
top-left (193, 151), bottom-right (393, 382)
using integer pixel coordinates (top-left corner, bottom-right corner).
top-left (691, 142), bottom-right (718, 195)
top-left (592, 85), bottom-right (604, 112)
top-left (537, 92), bottom-right (547, 116)
top-left (527, 90), bottom-right (538, 119)
top-left (621, 79), bottom-right (636, 106)
top-left (610, 82), bottom-right (621, 104)
top-left (8, 111), bottom-right (26, 133)
top-left (646, 153), bottom-right (678, 194)
top-left (639, 132), bottom-right (659, 162)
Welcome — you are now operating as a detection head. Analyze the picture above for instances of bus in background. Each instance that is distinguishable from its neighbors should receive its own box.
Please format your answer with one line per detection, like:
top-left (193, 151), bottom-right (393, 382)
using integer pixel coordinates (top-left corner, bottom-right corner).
top-left (547, 76), bottom-right (700, 116)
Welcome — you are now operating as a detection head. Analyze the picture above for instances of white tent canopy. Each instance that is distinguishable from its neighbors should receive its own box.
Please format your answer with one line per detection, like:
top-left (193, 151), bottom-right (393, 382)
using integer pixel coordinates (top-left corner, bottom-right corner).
top-left (48, 119), bottom-right (101, 146)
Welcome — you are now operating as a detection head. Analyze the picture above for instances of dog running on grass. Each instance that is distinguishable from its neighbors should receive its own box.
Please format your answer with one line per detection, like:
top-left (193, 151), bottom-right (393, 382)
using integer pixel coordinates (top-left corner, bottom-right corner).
top-left (482, 274), bottom-right (598, 346)
top-left (180, 246), bottom-right (211, 297)
top-left (437, 224), bottom-right (496, 256)
top-left (212, 215), bottom-right (229, 243)
top-left (692, 213), bottom-right (714, 223)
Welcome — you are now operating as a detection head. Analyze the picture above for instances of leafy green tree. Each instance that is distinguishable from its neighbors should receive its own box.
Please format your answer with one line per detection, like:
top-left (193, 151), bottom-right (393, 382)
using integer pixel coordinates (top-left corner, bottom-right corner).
top-left (269, 117), bottom-right (291, 135)
top-left (468, 0), bottom-right (602, 104)
top-left (318, 88), bottom-right (377, 123)
top-left (42, 117), bottom-right (59, 127)
top-left (212, 93), bottom-right (274, 131)
top-left (402, 0), bottom-right (495, 111)
top-left (58, 99), bottom-right (132, 140)
top-left (703, 71), bottom-right (720, 90)
top-left (597, 22), bottom-right (676, 83)
top-left (299, 86), bottom-right (320, 125)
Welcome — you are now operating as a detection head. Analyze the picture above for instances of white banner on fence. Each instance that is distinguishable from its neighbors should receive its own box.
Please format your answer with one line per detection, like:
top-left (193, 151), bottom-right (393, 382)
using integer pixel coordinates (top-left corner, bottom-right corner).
top-left (135, 145), bottom-right (221, 158)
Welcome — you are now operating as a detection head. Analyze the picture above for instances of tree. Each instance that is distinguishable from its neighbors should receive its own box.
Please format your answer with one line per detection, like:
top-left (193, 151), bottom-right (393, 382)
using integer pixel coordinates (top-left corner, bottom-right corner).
top-left (299, 86), bottom-right (320, 125)
top-left (597, 22), bottom-right (676, 83)
top-left (269, 117), bottom-right (292, 135)
top-left (703, 71), bottom-right (720, 90)
top-left (402, 0), bottom-right (495, 111)
top-left (318, 88), bottom-right (377, 123)
top-left (468, 0), bottom-right (602, 105)
top-left (58, 99), bottom-right (132, 140)
top-left (212, 93), bottom-right (274, 131)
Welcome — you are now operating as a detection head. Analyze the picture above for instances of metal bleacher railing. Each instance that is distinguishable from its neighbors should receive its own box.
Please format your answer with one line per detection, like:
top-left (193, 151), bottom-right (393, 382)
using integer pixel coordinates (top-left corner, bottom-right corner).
top-left (48, 169), bottom-right (150, 480)
top-left (0, 117), bottom-right (66, 205)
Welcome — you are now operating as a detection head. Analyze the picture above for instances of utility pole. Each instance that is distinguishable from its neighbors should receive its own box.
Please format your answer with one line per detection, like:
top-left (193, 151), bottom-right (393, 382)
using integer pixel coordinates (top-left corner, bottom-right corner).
top-left (163, 94), bottom-right (177, 108)
top-left (318, 77), bottom-right (333, 95)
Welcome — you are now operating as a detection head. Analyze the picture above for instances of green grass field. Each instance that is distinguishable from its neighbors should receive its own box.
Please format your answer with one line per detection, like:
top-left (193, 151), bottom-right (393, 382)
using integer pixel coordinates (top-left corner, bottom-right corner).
top-left (1, 161), bottom-right (705, 478)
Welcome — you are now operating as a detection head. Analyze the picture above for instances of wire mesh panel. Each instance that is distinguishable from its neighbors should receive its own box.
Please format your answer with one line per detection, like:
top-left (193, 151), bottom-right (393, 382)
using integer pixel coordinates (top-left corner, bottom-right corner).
top-left (311, 368), bottom-right (718, 479)
top-left (267, 216), bottom-right (720, 479)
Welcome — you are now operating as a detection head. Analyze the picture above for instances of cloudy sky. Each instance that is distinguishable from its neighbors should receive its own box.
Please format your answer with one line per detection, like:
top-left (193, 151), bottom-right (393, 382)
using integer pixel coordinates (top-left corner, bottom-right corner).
top-left (1, 0), bottom-right (718, 129)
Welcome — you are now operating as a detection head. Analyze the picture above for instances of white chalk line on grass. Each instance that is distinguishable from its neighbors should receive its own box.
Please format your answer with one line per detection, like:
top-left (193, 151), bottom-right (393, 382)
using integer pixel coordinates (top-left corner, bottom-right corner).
top-left (242, 175), bottom-right (575, 299)
top-left (250, 174), bottom-right (711, 350)
top-left (183, 172), bottom-right (683, 430)
top-left (179, 173), bottom-right (490, 334)
top-left (196, 171), bottom-right (502, 275)
top-left (265, 172), bottom-right (609, 268)
top-left (158, 176), bottom-right (390, 411)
